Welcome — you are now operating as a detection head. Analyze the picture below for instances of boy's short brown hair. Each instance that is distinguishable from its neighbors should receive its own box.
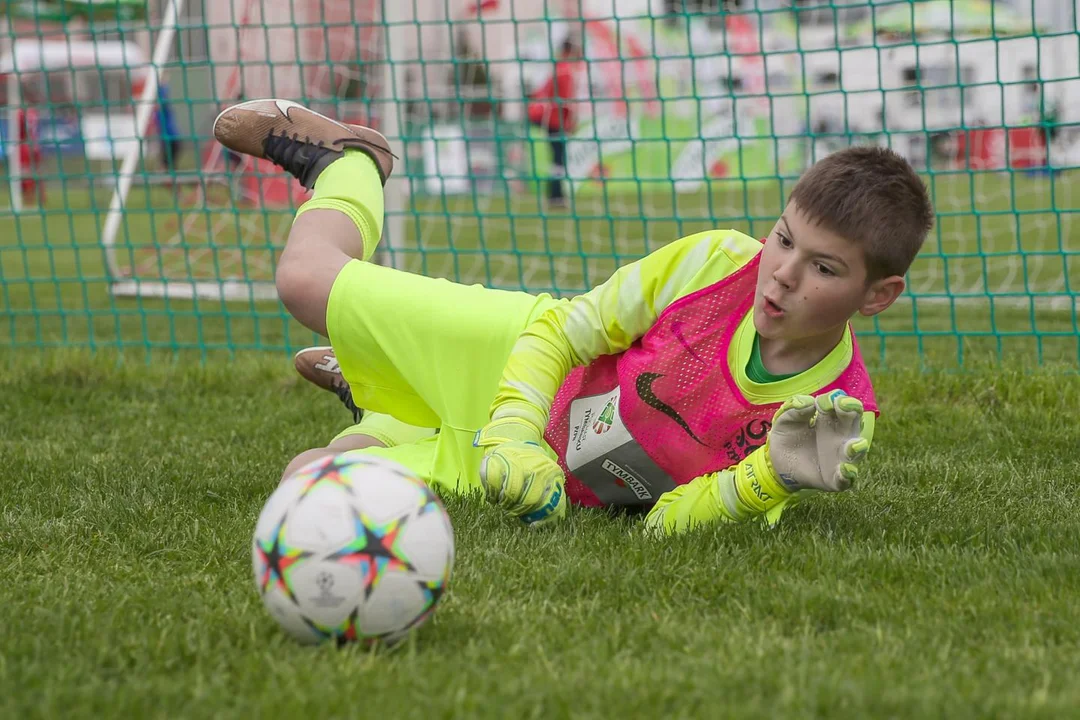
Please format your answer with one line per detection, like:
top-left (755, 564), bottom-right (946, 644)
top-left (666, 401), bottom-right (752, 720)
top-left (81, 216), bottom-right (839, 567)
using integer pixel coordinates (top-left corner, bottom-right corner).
top-left (788, 146), bottom-right (934, 281)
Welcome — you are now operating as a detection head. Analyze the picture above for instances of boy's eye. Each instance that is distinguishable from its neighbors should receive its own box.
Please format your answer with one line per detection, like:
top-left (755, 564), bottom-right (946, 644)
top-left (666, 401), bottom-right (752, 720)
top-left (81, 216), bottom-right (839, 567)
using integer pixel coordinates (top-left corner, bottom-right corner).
top-left (777, 234), bottom-right (793, 248)
top-left (816, 263), bottom-right (835, 276)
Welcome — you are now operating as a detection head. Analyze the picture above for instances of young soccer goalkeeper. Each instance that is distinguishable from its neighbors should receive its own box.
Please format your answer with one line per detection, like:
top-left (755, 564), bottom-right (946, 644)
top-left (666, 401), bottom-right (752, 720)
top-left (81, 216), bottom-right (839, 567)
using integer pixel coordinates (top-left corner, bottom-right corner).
top-left (214, 99), bottom-right (934, 535)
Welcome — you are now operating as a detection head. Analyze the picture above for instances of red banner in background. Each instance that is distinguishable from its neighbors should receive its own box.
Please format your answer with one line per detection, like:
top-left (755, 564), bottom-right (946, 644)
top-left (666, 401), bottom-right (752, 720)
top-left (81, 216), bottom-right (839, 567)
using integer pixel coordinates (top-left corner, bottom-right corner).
top-left (954, 127), bottom-right (1047, 170)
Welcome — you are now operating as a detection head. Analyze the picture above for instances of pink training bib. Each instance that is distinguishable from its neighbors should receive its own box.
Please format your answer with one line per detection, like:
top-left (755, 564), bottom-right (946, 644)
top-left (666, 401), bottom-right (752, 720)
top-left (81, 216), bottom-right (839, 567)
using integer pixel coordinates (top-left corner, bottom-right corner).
top-left (544, 251), bottom-right (878, 509)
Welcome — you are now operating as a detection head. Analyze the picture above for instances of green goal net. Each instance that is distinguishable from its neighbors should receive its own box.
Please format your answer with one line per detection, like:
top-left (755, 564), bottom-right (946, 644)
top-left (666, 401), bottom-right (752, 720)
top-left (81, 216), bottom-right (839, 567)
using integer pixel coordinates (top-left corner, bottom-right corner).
top-left (1, 0), bottom-right (1078, 363)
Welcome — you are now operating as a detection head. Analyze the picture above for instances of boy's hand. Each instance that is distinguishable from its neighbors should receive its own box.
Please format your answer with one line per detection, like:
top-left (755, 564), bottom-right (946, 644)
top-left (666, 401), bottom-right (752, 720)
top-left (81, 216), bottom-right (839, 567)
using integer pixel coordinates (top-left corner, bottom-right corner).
top-left (768, 391), bottom-right (869, 493)
top-left (645, 391), bottom-right (869, 535)
top-left (474, 418), bottom-right (567, 527)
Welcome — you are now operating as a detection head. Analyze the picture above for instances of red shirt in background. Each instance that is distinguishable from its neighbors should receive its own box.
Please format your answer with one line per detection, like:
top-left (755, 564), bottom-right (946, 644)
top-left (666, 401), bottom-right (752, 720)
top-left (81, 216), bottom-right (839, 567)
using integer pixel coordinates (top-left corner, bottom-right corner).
top-left (16, 108), bottom-right (43, 200)
top-left (528, 59), bottom-right (584, 134)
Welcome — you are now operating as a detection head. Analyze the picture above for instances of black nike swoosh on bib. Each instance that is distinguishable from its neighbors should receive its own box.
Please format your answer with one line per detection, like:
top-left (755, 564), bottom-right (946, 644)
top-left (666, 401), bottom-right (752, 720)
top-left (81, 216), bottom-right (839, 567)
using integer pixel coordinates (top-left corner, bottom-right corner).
top-left (635, 372), bottom-right (705, 445)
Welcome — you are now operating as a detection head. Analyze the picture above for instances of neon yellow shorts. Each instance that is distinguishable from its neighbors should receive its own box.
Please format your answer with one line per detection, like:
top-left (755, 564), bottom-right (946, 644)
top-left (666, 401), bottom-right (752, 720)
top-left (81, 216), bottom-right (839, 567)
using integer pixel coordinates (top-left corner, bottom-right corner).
top-left (325, 258), bottom-right (562, 495)
top-left (333, 411), bottom-right (438, 449)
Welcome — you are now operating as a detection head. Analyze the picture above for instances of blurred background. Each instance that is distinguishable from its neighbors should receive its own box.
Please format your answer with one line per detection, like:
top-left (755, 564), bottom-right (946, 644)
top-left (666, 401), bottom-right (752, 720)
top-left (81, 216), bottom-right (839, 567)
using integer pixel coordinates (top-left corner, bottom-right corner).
top-left (1, 0), bottom-right (1078, 364)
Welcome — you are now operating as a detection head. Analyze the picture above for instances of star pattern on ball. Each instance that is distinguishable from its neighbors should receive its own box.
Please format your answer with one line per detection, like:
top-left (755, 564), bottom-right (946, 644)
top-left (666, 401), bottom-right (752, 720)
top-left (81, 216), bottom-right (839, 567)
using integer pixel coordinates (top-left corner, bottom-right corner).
top-left (327, 506), bottom-right (416, 600)
top-left (303, 607), bottom-right (363, 648)
top-left (415, 483), bottom-right (446, 516)
top-left (254, 512), bottom-right (312, 603)
top-left (303, 608), bottom-right (403, 649)
top-left (417, 577), bottom-right (446, 613)
top-left (296, 456), bottom-right (356, 499)
top-left (418, 499), bottom-right (442, 519)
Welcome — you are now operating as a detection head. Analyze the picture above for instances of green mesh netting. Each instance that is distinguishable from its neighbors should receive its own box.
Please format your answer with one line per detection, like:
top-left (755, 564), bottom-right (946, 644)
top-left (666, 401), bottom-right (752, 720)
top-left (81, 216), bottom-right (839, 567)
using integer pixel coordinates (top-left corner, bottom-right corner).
top-left (0, 0), bottom-right (1077, 364)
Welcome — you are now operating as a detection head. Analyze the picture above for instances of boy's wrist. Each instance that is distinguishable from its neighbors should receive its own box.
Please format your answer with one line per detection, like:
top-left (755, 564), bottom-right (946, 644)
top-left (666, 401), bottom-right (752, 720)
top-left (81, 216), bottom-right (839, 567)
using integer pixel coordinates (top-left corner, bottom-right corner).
top-left (728, 443), bottom-right (794, 517)
top-left (474, 416), bottom-right (543, 448)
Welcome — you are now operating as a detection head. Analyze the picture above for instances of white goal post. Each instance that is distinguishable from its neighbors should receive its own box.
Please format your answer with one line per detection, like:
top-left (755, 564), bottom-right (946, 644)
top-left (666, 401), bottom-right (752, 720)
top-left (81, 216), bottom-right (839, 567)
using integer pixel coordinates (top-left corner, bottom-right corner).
top-left (101, 0), bottom-right (414, 300)
top-left (98, 0), bottom-right (216, 300)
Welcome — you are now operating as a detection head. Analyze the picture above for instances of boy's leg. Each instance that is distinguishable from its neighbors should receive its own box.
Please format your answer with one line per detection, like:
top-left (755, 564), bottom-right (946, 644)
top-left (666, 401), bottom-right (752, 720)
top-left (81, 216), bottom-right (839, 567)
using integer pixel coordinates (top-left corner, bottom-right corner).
top-left (280, 432), bottom-right (386, 485)
top-left (548, 129), bottom-right (567, 204)
top-left (217, 99), bottom-right (562, 492)
top-left (280, 411), bottom-right (438, 485)
top-left (309, 260), bottom-right (561, 496)
top-left (213, 99), bottom-right (394, 337)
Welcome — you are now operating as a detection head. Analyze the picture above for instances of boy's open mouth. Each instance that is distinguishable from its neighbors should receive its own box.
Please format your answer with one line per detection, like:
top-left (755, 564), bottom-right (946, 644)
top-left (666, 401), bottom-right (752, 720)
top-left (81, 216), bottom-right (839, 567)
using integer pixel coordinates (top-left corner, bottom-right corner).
top-left (764, 296), bottom-right (785, 318)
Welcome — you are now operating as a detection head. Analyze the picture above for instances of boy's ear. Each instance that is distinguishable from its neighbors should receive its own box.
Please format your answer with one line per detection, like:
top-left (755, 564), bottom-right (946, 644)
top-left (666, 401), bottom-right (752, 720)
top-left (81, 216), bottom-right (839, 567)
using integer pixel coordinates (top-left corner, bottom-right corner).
top-left (859, 275), bottom-right (906, 317)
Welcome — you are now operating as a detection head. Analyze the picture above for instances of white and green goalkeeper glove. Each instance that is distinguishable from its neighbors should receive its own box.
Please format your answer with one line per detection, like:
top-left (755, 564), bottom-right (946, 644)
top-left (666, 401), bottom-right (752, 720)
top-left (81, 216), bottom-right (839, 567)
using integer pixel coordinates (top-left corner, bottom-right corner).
top-left (645, 391), bottom-right (870, 535)
top-left (474, 418), bottom-right (567, 527)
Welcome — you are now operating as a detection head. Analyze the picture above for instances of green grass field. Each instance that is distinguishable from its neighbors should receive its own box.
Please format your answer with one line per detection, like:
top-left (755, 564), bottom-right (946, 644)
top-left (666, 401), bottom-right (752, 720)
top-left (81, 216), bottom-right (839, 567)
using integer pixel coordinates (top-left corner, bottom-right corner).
top-left (3, 166), bottom-right (1080, 717)
top-left (2, 352), bottom-right (1080, 718)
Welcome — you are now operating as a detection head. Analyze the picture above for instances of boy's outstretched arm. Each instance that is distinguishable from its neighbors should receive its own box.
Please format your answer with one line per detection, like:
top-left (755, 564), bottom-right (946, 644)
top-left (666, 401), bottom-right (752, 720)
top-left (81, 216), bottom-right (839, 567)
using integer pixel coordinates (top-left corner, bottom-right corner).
top-left (645, 393), bottom-right (875, 536)
top-left (475, 231), bottom-right (755, 524)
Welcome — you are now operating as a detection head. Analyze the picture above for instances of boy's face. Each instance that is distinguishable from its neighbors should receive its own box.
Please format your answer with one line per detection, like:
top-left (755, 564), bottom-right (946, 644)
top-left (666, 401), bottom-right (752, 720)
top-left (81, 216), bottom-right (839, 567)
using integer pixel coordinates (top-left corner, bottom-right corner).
top-left (753, 201), bottom-right (905, 344)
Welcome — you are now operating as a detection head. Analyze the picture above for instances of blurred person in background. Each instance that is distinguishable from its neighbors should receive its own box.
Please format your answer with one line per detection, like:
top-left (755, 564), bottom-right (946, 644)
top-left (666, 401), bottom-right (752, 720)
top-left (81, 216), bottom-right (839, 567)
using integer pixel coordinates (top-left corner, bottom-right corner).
top-left (155, 82), bottom-right (184, 177)
top-left (527, 34), bottom-right (583, 209)
top-left (16, 84), bottom-right (44, 205)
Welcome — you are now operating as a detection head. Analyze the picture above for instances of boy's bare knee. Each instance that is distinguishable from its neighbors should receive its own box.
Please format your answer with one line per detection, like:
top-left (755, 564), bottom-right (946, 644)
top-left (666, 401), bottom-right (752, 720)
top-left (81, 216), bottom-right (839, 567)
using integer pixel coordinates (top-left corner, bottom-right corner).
top-left (274, 252), bottom-right (347, 337)
top-left (279, 434), bottom-right (388, 486)
top-left (274, 257), bottom-right (311, 321)
top-left (275, 211), bottom-right (358, 335)
top-left (280, 447), bottom-right (335, 485)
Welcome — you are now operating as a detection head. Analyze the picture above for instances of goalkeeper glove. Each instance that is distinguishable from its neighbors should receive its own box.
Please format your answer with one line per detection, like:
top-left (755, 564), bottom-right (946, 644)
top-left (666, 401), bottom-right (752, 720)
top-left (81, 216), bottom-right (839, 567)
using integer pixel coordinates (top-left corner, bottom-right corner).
top-left (645, 390), bottom-right (869, 535)
top-left (474, 417), bottom-right (567, 527)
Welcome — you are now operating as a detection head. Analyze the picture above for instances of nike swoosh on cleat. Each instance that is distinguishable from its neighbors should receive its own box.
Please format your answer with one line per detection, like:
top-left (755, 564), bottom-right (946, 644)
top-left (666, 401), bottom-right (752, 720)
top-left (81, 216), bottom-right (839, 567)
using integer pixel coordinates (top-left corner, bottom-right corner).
top-left (635, 372), bottom-right (706, 445)
top-left (274, 99), bottom-right (304, 119)
top-left (273, 99), bottom-right (363, 138)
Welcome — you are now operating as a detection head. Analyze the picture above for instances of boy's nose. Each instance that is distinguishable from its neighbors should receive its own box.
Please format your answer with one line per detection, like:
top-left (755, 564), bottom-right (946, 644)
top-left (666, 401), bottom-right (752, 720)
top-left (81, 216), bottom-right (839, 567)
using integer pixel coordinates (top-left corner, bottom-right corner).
top-left (773, 262), bottom-right (797, 289)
